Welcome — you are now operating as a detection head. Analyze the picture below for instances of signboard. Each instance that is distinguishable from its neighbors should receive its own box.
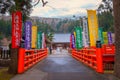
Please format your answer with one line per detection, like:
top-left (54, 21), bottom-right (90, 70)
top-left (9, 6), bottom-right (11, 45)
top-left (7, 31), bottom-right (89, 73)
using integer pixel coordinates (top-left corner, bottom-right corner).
top-left (87, 10), bottom-right (98, 47)
top-left (31, 26), bottom-right (37, 48)
top-left (82, 18), bottom-right (89, 47)
top-left (37, 32), bottom-right (42, 49)
top-left (98, 27), bottom-right (104, 44)
top-left (108, 32), bottom-right (113, 45)
top-left (12, 11), bottom-right (22, 48)
top-left (75, 27), bottom-right (83, 49)
top-left (24, 21), bottom-right (32, 49)
top-left (103, 32), bottom-right (108, 44)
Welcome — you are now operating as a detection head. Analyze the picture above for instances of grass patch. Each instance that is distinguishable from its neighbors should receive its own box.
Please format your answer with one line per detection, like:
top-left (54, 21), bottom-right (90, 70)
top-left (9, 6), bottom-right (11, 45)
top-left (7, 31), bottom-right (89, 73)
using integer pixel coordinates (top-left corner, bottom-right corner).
top-left (104, 70), bottom-right (114, 74)
top-left (0, 68), bottom-right (15, 80)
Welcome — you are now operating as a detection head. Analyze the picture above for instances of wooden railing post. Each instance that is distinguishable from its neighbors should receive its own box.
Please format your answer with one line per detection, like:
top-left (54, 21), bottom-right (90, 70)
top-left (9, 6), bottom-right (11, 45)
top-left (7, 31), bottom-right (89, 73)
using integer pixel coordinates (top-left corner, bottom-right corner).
top-left (96, 41), bottom-right (103, 73)
top-left (18, 48), bottom-right (25, 74)
top-left (96, 48), bottom-right (103, 73)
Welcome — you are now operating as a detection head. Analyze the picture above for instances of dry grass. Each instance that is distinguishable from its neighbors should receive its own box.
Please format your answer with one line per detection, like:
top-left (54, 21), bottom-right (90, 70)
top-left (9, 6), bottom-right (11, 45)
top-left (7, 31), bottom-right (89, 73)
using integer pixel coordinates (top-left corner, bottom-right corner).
top-left (0, 68), bottom-right (14, 80)
top-left (104, 70), bottom-right (114, 74)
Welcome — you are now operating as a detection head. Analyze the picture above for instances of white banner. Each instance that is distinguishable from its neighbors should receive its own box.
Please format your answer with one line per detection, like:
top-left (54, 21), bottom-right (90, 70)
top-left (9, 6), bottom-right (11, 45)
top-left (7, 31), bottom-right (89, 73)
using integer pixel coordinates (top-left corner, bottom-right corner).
top-left (82, 32), bottom-right (88, 47)
top-left (82, 18), bottom-right (89, 47)
top-left (42, 33), bottom-right (45, 48)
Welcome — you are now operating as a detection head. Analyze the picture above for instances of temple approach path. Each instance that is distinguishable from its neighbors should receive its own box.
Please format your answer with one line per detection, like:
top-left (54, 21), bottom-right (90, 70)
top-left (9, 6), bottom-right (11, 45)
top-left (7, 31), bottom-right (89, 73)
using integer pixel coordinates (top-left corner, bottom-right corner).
top-left (11, 49), bottom-right (120, 80)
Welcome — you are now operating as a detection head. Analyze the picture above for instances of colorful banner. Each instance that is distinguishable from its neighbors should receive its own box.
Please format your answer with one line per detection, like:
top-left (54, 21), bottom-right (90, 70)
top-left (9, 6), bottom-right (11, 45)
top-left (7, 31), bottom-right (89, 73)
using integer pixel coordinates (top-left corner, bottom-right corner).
top-left (108, 32), bottom-right (113, 45)
top-left (71, 33), bottom-right (76, 49)
top-left (75, 27), bottom-right (83, 49)
top-left (87, 10), bottom-right (99, 46)
top-left (82, 32), bottom-right (88, 47)
top-left (12, 11), bottom-right (22, 48)
top-left (42, 33), bottom-right (45, 48)
top-left (24, 21), bottom-right (32, 50)
top-left (73, 31), bottom-right (76, 40)
top-left (70, 34), bottom-right (72, 48)
top-left (98, 27), bottom-right (104, 44)
top-left (37, 32), bottom-right (42, 49)
top-left (103, 32), bottom-right (108, 44)
top-left (31, 26), bottom-right (37, 48)
top-left (82, 18), bottom-right (89, 47)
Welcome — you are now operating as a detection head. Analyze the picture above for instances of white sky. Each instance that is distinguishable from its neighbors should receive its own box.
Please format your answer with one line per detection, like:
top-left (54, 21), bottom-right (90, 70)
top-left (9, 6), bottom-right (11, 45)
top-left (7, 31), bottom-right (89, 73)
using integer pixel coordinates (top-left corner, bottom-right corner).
top-left (31, 0), bottom-right (102, 18)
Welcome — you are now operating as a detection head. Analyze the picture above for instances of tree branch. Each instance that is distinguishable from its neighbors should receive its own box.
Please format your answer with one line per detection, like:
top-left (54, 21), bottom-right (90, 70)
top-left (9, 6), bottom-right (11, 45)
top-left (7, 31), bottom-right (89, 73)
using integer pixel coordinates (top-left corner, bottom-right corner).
top-left (34, 0), bottom-right (48, 7)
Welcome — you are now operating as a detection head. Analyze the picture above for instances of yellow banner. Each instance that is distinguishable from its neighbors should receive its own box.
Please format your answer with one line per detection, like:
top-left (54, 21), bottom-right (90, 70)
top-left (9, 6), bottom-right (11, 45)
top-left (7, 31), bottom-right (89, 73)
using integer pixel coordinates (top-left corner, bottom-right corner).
top-left (103, 32), bottom-right (108, 44)
top-left (31, 26), bottom-right (37, 48)
top-left (73, 31), bottom-right (76, 39)
top-left (87, 10), bottom-right (98, 47)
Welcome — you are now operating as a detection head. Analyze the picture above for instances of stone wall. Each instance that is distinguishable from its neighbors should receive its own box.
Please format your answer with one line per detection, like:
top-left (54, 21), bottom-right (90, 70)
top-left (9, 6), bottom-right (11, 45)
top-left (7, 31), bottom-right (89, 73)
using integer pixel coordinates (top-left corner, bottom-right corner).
top-left (0, 59), bottom-right (10, 67)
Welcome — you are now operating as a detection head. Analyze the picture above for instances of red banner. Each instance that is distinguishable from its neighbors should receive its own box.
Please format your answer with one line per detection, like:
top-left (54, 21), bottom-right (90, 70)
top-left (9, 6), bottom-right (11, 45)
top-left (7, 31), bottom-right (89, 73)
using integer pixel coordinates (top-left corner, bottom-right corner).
top-left (70, 34), bottom-right (72, 48)
top-left (12, 11), bottom-right (22, 48)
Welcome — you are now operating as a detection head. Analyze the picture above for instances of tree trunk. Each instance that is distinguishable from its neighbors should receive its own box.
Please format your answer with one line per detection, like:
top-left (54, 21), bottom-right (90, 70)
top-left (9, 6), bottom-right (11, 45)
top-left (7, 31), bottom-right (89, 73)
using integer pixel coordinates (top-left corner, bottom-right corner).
top-left (8, 48), bottom-right (18, 74)
top-left (113, 0), bottom-right (120, 78)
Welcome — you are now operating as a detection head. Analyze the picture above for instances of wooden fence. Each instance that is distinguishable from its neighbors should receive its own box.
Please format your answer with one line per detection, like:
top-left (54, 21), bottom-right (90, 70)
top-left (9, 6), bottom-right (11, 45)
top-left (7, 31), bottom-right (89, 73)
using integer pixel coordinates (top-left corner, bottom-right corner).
top-left (71, 45), bottom-right (115, 73)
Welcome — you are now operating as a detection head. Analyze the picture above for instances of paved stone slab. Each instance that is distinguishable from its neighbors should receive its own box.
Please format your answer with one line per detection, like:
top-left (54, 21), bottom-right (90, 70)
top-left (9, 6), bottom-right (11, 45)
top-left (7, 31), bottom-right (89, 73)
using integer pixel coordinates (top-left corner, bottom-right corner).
top-left (11, 66), bottom-right (48, 80)
top-left (11, 50), bottom-right (120, 80)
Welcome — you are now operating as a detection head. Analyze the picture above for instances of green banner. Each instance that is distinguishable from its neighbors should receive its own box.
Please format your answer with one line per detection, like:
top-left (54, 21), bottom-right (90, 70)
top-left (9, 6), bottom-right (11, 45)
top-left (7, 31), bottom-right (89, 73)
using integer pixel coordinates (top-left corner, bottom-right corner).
top-left (103, 32), bottom-right (108, 44)
top-left (98, 27), bottom-right (104, 44)
top-left (37, 32), bottom-right (42, 49)
top-left (75, 27), bottom-right (83, 49)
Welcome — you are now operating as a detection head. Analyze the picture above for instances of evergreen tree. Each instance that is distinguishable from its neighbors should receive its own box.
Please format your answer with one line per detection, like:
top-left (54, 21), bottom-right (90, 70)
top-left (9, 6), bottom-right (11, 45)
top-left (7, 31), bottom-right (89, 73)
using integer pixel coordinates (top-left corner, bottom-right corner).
top-left (0, 0), bottom-right (48, 21)
top-left (98, 12), bottom-right (114, 32)
top-left (97, 0), bottom-right (113, 14)
top-left (0, 19), bottom-right (11, 39)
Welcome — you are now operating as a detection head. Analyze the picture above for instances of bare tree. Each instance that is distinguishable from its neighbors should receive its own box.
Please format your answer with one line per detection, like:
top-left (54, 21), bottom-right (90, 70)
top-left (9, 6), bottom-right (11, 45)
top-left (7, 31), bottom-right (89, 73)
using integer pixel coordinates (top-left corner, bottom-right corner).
top-left (33, 0), bottom-right (48, 7)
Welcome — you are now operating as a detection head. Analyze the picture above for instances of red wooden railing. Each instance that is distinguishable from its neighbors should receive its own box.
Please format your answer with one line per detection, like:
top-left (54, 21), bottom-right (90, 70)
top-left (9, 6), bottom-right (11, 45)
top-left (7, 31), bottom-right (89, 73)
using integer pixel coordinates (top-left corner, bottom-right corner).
top-left (18, 48), bottom-right (48, 74)
top-left (71, 45), bottom-right (115, 73)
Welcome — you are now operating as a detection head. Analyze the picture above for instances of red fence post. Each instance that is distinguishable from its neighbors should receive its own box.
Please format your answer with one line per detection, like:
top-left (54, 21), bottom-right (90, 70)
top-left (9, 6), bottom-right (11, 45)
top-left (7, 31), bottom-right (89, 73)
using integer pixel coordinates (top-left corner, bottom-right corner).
top-left (46, 48), bottom-right (48, 55)
top-left (72, 49), bottom-right (75, 55)
top-left (96, 41), bottom-right (103, 73)
top-left (18, 48), bottom-right (25, 74)
top-left (96, 47), bottom-right (103, 73)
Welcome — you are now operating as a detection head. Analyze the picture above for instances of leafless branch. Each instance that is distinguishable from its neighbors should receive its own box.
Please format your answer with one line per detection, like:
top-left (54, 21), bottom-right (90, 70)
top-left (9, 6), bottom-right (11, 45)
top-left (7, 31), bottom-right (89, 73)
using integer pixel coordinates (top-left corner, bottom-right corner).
top-left (34, 0), bottom-right (48, 7)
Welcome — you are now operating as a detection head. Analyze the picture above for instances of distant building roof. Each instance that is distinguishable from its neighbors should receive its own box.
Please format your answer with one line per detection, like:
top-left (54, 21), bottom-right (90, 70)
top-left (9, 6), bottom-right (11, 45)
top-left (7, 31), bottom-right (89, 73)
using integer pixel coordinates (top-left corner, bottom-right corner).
top-left (53, 33), bottom-right (70, 43)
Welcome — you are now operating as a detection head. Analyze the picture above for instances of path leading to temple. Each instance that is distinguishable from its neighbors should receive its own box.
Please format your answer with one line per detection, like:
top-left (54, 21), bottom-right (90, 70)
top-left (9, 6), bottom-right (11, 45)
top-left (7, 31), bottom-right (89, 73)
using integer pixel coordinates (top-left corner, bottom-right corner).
top-left (11, 50), bottom-right (119, 80)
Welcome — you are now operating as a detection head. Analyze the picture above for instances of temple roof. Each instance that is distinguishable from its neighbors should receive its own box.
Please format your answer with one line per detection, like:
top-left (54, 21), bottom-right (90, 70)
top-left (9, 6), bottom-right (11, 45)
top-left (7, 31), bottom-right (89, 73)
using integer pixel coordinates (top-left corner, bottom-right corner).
top-left (53, 33), bottom-right (70, 43)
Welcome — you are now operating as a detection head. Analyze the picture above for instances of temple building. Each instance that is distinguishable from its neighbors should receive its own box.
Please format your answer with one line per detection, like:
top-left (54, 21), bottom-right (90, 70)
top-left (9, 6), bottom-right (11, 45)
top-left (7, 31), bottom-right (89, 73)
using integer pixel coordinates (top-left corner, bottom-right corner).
top-left (52, 33), bottom-right (70, 50)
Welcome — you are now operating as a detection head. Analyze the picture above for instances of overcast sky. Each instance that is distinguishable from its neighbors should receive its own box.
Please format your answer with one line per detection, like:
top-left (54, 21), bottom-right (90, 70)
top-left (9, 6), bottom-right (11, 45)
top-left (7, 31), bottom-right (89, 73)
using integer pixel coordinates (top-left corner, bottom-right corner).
top-left (31, 0), bottom-right (102, 18)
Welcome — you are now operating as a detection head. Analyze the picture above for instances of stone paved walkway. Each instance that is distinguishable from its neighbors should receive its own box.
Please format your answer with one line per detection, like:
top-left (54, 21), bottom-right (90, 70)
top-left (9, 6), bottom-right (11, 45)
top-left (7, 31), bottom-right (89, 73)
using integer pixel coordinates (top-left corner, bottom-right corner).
top-left (11, 50), bottom-right (120, 80)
